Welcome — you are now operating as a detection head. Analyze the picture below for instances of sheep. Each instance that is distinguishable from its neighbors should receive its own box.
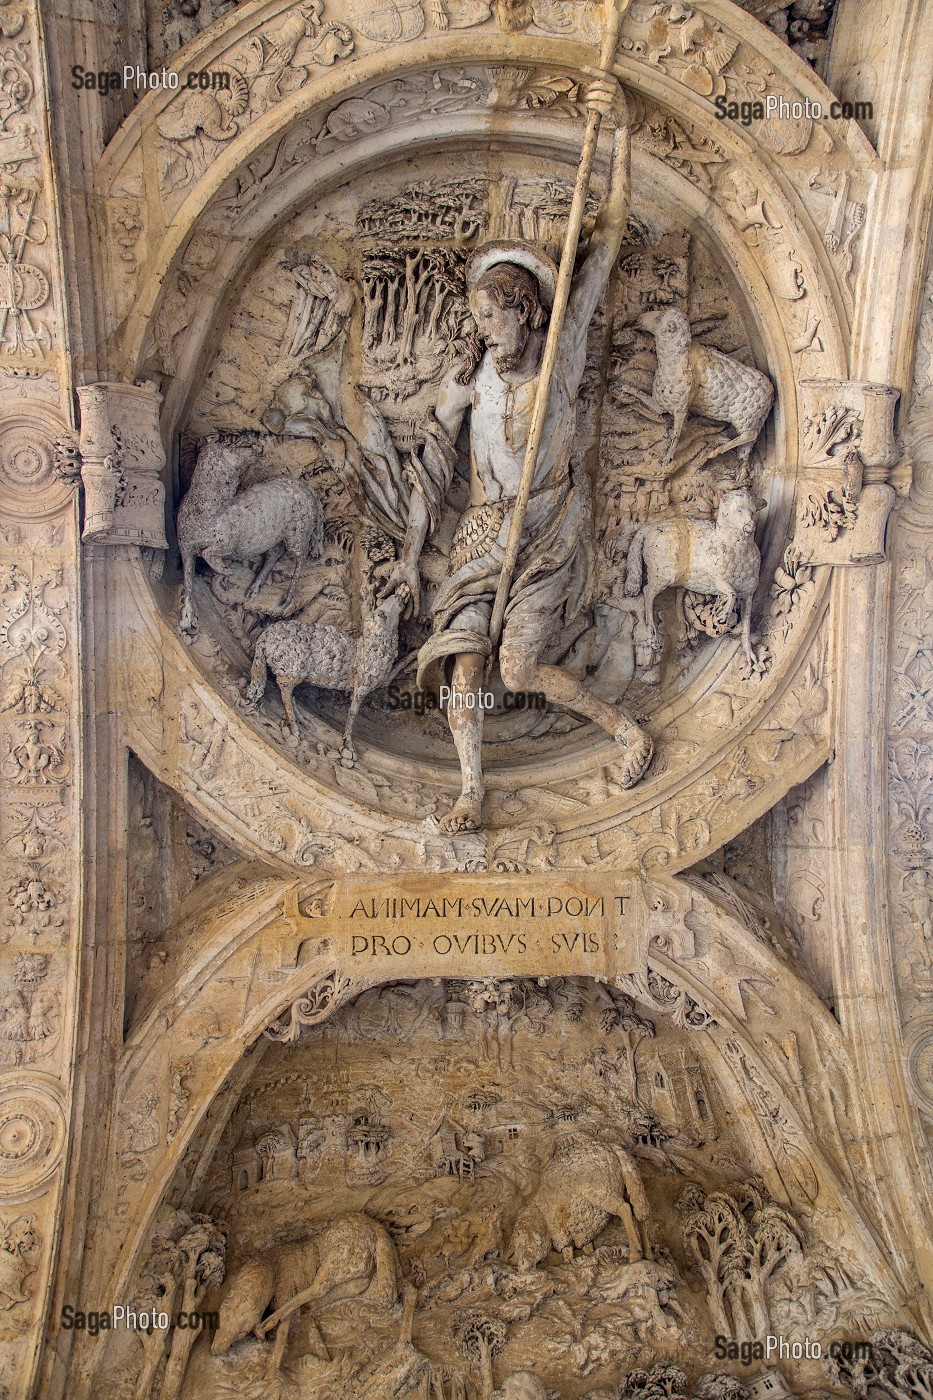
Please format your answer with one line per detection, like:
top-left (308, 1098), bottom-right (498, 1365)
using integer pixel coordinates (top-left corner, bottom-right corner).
top-left (177, 433), bottom-right (324, 634)
top-left (627, 306), bottom-right (774, 469)
top-left (509, 1135), bottom-right (649, 1270)
top-left (211, 1212), bottom-right (399, 1374)
top-left (623, 487), bottom-right (762, 666)
top-left (246, 581), bottom-right (410, 764)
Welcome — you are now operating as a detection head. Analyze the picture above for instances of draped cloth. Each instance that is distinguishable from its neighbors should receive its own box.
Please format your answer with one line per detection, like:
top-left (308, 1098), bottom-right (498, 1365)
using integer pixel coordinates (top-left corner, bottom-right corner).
top-left (415, 353), bottom-right (593, 694)
top-left (353, 390), bottom-right (459, 545)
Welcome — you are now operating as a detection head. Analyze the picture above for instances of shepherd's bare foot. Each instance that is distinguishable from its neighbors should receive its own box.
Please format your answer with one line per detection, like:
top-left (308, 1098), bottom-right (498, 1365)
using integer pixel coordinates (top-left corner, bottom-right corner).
top-left (614, 718), bottom-right (653, 788)
top-left (439, 792), bottom-right (483, 834)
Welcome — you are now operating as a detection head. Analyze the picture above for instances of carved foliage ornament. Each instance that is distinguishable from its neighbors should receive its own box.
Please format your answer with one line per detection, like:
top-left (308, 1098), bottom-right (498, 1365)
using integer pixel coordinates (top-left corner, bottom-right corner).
top-left (263, 969), bottom-right (357, 1042)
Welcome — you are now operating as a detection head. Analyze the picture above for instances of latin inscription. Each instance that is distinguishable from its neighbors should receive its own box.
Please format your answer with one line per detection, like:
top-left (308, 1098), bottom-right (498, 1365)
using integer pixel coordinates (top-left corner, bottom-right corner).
top-left (348, 895), bottom-right (628, 919)
top-left (345, 892), bottom-right (628, 959)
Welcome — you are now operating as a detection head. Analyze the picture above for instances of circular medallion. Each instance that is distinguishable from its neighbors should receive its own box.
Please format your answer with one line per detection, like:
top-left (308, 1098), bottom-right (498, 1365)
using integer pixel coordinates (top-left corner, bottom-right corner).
top-left (905, 1020), bottom-right (933, 1120)
top-left (0, 409), bottom-right (73, 516)
top-left (4, 442), bottom-right (47, 490)
top-left (0, 1079), bottom-right (65, 1198)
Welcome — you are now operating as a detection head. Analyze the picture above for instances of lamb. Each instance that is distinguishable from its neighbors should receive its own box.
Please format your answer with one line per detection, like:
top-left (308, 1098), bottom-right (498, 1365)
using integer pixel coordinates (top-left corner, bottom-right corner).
top-left (212, 1212), bottom-right (399, 1373)
top-left (624, 487), bottom-right (762, 666)
top-left (246, 581), bottom-right (410, 764)
top-left (628, 306), bottom-right (774, 468)
top-left (177, 432), bottom-right (324, 634)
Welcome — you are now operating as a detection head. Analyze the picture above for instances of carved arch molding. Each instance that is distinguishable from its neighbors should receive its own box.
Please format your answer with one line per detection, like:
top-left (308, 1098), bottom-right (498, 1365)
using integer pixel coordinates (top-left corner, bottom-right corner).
top-left (2, 0), bottom-right (929, 1396)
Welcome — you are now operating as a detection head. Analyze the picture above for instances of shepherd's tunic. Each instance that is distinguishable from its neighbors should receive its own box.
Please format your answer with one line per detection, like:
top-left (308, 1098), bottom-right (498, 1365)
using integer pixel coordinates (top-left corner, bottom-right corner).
top-left (416, 327), bottom-right (592, 690)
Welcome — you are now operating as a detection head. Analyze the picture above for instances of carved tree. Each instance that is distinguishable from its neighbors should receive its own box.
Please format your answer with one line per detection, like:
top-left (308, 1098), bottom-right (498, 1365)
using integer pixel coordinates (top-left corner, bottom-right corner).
top-left (158, 1215), bottom-right (226, 1399)
top-left (453, 1311), bottom-right (508, 1399)
top-left (828, 1329), bottom-right (933, 1400)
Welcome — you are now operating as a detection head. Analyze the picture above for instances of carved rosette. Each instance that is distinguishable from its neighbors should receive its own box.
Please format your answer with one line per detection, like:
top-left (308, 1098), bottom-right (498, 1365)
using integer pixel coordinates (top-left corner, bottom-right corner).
top-left (77, 382), bottom-right (168, 548)
top-left (0, 411), bottom-right (76, 517)
top-left (0, 1078), bottom-right (66, 1200)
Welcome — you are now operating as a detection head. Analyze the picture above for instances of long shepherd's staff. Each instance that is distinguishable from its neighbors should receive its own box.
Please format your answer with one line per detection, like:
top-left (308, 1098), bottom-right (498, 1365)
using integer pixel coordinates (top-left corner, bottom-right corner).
top-left (487, 0), bottom-right (629, 651)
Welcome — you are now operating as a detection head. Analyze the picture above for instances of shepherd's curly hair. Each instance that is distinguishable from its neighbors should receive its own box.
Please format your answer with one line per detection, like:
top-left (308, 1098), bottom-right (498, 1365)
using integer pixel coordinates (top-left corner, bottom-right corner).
top-left (457, 262), bottom-right (548, 380)
top-left (473, 262), bottom-right (547, 330)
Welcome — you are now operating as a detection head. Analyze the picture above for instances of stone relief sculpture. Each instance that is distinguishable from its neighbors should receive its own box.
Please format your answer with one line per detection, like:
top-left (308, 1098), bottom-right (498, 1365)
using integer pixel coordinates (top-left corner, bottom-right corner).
top-left (247, 568), bottom-right (410, 761)
top-left (509, 1133), bottom-right (649, 1268)
top-left (392, 84), bottom-right (656, 832)
top-left (212, 1211), bottom-right (399, 1372)
top-left (101, 1207), bottom-right (226, 1400)
top-left (176, 432), bottom-right (324, 633)
top-left (148, 975), bottom-right (893, 1399)
top-left (19, 0), bottom-right (933, 1386)
top-left (0, 1212), bottom-right (38, 1316)
top-left (624, 307), bottom-right (773, 469)
top-left (679, 1183), bottom-right (889, 1348)
top-left (624, 488), bottom-right (763, 669)
top-left (171, 93), bottom-right (792, 839)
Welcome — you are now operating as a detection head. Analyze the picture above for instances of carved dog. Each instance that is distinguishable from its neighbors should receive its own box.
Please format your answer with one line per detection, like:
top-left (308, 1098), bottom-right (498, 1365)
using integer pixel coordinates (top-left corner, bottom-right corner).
top-left (212, 1212), bottom-right (398, 1365)
top-left (509, 1136), bottom-right (648, 1269)
top-left (623, 487), bottom-right (762, 666)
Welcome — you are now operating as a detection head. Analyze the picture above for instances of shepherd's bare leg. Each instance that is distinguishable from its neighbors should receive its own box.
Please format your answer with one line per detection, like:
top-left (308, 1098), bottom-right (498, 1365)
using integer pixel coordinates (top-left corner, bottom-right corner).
top-left (439, 652), bottom-right (485, 834)
top-left (500, 639), bottom-right (652, 789)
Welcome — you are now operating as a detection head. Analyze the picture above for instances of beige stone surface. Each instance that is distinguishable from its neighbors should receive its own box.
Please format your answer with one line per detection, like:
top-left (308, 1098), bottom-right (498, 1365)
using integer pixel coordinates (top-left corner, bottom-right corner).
top-left (0, 0), bottom-right (931, 1395)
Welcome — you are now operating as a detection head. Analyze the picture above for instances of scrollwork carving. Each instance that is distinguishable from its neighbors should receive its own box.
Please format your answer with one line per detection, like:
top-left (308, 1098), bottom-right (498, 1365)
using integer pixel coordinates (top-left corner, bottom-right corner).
top-left (613, 969), bottom-right (715, 1030)
top-left (263, 970), bottom-right (357, 1042)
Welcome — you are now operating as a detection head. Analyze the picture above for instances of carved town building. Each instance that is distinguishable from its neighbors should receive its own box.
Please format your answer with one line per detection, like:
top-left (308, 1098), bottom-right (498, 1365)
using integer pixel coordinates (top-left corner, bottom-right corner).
top-left (1, 0), bottom-right (932, 1396)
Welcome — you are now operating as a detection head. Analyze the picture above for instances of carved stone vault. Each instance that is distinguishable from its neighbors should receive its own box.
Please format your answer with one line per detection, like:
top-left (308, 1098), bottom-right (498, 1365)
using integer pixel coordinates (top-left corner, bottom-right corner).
top-left (1, 0), bottom-right (933, 1396)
